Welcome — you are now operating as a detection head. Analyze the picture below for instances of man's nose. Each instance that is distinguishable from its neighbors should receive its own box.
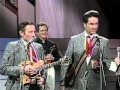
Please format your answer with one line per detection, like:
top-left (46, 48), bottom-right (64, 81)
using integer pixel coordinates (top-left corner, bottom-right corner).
top-left (32, 33), bottom-right (36, 39)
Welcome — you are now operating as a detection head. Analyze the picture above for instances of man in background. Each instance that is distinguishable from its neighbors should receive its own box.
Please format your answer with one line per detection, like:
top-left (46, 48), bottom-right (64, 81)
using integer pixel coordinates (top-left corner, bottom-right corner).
top-left (36, 22), bottom-right (61, 90)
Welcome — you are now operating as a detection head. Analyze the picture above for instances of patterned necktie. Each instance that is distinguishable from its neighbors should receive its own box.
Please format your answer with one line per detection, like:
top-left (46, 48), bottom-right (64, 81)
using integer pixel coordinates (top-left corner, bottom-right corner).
top-left (28, 44), bottom-right (38, 62)
top-left (86, 36), bottom-right (93, 56)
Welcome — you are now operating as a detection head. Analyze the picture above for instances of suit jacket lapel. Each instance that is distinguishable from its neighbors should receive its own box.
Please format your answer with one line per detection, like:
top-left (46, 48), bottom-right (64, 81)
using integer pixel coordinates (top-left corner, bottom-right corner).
top-left (78, 32), bottom-right (86, 53)
top-left (18, 40), bottom-right (28, 61)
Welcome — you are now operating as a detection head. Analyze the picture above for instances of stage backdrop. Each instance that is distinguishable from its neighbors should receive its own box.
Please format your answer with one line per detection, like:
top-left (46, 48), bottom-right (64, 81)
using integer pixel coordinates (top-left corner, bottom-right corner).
top-left (36, 0), bottom-right (109, 38)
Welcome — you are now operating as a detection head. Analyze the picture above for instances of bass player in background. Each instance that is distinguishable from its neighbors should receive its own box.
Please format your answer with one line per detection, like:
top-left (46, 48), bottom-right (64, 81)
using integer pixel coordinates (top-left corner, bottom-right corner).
top-left (0, 21), bottom-right (45, 90)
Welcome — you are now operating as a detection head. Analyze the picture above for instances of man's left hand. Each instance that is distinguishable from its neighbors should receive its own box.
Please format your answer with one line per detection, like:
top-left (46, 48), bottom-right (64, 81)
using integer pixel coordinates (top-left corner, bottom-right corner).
top-left (45, 54), bottom-right (54, 63)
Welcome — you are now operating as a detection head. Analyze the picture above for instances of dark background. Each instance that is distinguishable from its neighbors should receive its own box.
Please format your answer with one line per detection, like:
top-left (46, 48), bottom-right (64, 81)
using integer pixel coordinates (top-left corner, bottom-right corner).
top-left (96, 0), bottom-right (120, 38)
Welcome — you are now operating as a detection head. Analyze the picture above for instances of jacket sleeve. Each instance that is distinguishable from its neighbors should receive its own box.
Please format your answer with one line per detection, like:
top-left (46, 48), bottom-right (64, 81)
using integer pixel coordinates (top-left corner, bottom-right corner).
top-left (0, 42), bottom-right (20, 77)
top-left (101, 39), bottom-right (112, 69)
top-left (60, 37), bottom-right (74, 85)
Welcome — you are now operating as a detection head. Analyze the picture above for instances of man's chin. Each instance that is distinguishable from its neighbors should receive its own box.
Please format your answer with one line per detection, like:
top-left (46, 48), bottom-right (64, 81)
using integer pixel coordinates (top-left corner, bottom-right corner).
top-left (90, 32), bottom-right (96, 35)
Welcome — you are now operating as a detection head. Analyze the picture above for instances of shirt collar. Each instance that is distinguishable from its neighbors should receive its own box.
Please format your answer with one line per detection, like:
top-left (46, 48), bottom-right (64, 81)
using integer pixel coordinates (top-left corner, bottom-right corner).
top-left (21, 38), bottom-right (28, 46)
top-left (84, 31), bottom-right (89, 37)
top-left (84, 31), bottom-right (99, 38)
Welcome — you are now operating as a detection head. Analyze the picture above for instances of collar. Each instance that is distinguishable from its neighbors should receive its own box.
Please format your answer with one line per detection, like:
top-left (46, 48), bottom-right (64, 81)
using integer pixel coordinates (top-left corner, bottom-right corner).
top-left (39, 38), bottom-right (47, 43)
top-left (21, 38), bottom-right (28, 46)
top-left (84, 31), bottom-right (99, 38)
top-left (84, 31), bottom-right (89, 37)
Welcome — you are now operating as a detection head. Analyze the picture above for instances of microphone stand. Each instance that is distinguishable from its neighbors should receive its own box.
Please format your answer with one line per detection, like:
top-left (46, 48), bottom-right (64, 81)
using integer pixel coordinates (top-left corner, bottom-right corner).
top-left (99, 40), bottom-right (106, 90)
top-left (116, 47), bottom-right (120, 89)
top-left (116, 65), bottom-right (120, 88)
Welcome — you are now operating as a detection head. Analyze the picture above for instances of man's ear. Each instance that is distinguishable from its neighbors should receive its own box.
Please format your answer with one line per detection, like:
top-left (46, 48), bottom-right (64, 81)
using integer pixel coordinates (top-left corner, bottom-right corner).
top-left (19, 31), bottom-right (23, 37)
top-left (83, 23), bottom-right (86, 28)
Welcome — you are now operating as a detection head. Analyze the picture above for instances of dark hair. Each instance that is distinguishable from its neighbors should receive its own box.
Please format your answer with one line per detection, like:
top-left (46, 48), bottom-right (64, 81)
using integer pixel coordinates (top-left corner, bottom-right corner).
top-left (83, 10), bottom-right (100, 23)
top-left (37, 22), bottom-right (48, 32)
top-left (18, 21), bottom-right (34, 32)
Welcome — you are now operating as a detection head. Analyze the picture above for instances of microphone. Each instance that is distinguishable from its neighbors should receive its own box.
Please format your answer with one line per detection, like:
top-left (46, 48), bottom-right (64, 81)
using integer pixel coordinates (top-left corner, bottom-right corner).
top-left (92, 33), bottom-right (102, 39)
top-left (92, 34), bottom-right (101, 46)
top-left (117, 47), bottom-right (120, 58)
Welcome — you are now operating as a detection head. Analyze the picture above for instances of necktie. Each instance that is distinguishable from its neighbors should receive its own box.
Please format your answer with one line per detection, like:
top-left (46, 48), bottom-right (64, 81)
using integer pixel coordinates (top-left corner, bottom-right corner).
top-left (86, 36), bottom-right (93, 56)
top-left (28, 44), bottom-right (38, 62)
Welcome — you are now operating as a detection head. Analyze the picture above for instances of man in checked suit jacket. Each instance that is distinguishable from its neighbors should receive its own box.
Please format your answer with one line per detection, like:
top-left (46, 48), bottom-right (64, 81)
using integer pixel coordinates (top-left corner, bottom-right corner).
top-left (60, 10), bottom-right (120, 90)
top-left (0, 21), bottom-right (45, 90)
